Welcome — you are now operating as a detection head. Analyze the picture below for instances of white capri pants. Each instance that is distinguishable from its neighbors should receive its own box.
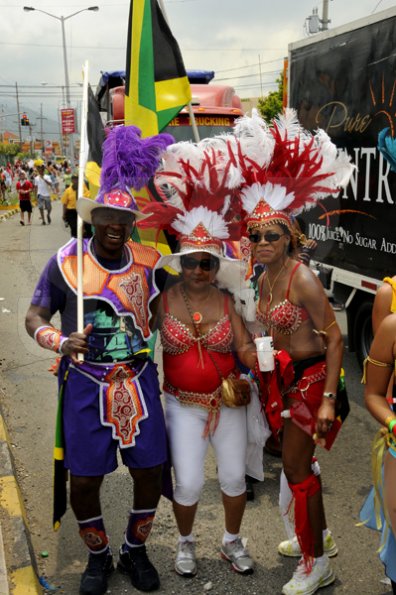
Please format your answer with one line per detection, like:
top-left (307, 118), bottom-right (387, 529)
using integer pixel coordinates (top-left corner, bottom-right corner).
top-left (165, 393), bottom-right (247, 506)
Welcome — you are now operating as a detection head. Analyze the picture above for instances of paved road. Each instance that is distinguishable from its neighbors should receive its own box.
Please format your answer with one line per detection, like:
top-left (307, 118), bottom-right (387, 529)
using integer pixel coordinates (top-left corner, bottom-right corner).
top-left (0, 202), bottom-right (391, 594)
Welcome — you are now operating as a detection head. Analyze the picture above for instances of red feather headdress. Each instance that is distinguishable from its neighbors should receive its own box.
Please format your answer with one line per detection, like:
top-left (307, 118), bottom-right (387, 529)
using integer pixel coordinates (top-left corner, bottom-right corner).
top-left (233, 109), bottom-right (354, 231)
top-left (139, 138), bottom-right (244, 253)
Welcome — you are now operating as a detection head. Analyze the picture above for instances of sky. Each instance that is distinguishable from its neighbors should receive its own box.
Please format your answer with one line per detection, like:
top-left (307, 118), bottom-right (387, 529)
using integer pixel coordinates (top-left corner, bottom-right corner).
top-left (0, 0), bottom-right (395, 140)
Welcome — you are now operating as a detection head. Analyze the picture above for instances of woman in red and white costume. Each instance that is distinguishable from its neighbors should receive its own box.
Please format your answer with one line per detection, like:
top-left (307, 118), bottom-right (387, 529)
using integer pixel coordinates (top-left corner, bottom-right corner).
top-left (233, 109), bottom-right (354, 595)
top-left (140, 140), bottom-right (258, 579)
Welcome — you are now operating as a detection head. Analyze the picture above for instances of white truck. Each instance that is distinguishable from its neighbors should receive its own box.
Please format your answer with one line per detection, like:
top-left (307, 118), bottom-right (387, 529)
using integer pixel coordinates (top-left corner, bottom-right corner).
top-left (288, 6), bottom-right (396, 366)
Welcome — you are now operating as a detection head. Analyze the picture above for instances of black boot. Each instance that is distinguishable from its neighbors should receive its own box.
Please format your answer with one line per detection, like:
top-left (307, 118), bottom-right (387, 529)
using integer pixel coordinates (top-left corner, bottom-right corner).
top-left (117, 544), bottom-right (160, 592)
top-left (79, 550), bottom-right (114, 595)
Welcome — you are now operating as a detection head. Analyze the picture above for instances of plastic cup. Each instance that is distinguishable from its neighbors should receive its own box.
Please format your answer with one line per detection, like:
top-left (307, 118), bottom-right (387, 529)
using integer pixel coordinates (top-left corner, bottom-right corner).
top-left (254, 336), bottom-right (275, 371)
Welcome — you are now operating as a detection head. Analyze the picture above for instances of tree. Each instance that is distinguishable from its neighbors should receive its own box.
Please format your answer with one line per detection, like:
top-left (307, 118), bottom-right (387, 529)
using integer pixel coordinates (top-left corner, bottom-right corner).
top-left (257, 73), bottom-right (284, 122)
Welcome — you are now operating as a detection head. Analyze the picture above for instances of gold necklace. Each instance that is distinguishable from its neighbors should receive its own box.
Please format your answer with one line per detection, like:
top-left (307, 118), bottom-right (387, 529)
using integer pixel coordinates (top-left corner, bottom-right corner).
top-left (265, 259), bottom-right (288, 310)
top-left (180, 283), bottom-right (211, 325)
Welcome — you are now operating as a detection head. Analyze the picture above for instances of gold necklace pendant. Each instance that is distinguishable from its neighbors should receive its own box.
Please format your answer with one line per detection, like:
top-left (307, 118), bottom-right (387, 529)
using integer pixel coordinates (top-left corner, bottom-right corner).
top-left (193, 311), bottom-right (203, 324)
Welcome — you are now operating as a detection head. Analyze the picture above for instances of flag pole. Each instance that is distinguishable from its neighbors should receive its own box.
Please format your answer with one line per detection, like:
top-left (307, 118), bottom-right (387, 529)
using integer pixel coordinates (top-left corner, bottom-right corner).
top-left (76, 60), bottom-right (89, 359)
top-left (157, 0), bottom-right (200, 142)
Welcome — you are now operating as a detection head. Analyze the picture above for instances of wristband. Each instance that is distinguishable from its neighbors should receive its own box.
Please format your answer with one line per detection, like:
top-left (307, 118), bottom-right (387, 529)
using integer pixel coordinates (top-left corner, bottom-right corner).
top-left (34, 325), bottom-right (65, 354)
top-left (384, 415), bottom-right (395, 428)
top-left (58, 336), bottom-right (68, 355)
top-left (388, 419), bottom-right (396, 435)
top-left (323, 392), bottom-right (336, 401)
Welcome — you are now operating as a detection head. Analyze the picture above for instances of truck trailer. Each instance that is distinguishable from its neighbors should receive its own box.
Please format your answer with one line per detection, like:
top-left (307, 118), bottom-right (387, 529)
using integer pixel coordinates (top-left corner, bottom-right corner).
top-left (288, 6), bottom-right (396, 366)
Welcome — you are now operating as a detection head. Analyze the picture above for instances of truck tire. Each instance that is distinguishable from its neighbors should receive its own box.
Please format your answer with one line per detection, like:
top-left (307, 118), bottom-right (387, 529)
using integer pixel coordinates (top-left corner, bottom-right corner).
top-left (354, 301), bottom-right (373, 369)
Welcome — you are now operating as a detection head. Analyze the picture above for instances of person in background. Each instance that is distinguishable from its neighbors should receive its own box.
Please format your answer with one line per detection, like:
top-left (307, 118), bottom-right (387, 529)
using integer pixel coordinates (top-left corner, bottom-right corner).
top-left (25, 125), bottom-right (173, 595)
top-left (34, 164), bottom-right (52, 225)
top-left (373, 276), bottom-right (396, 333)
top-left (359, 274), bottom-right (396, 592)
top-left (63, 167), bottom-right (72, 189)
top-left (0, 168), bottom-right (7, 202)
top-left (61, 173), bottom-right (90, 238)
top-left (16, 170), bottom-right (33, 226)
top-left (363, 312), bottom-right (396, 594)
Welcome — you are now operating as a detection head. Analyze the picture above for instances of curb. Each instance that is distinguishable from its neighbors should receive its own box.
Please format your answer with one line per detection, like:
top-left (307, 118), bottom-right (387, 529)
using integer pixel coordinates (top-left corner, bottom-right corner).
top-left (0, 407), bottom-right (41, 594)
top-left (0, 208), bottom-right (19, 222)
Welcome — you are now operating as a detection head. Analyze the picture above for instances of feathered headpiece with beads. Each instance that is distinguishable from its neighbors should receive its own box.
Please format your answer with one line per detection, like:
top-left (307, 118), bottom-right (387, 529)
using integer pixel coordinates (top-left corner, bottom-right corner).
top-left (78, 125), bottom-right (174, 224)
top-left (138, 136), bottom-right (247, 293)
top-left (233, 108), bottom-right (354, 232)
top-left (139, 137), bottom-right (244, 258)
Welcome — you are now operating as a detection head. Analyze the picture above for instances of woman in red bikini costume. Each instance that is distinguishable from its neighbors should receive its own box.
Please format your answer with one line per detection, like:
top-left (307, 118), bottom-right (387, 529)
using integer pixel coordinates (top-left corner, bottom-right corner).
top-left (140, 139), bottom-right (258, 579)
top-left (233, 109), bottom-right (354, 595)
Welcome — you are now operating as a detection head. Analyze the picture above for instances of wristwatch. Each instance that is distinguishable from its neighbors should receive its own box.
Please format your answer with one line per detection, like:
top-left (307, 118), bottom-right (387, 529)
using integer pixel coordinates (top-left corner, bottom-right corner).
top-left (323, 392), bottom-right (336, 401)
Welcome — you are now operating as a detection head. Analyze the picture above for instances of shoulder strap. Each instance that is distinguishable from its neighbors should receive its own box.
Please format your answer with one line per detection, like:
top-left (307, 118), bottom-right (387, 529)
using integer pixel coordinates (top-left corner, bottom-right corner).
top-left (383, 277), bottom-right (396, 313)
top-left (286, 262), bottom-right (302, 299)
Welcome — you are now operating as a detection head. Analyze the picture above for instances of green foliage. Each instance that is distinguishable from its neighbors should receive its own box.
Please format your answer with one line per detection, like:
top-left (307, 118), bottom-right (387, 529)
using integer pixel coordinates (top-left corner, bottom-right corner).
top-left (257, 73), bottom-right (284, 122)
top-left (0, 142), bottom-right (21, 157)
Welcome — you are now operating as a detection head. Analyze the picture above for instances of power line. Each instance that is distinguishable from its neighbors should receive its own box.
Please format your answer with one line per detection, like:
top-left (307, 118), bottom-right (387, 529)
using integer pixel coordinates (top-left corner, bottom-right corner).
top-left (0, 40), bottom-right (284, 52)
top-left (216, 58), bottom-right (283, 74)
top-left (216, 70), bottom-right (280, 83)
top-left (371, 0), bottom-right (385, 12)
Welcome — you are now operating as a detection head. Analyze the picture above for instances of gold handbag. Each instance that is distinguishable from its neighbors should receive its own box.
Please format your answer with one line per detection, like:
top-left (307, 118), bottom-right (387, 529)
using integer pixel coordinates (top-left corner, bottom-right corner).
top-left (221, 377), bottom-right (251, 408)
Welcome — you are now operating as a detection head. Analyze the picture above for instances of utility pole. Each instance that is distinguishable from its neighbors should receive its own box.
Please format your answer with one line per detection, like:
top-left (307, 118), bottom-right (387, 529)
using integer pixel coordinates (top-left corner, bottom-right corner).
top-left (28, 124), bottom-right (34, 156)
top-left (258, 54), bottom-right (264, 98)
top-left (321, 0), bottom-right (331, 31)
top-left (36, 103), bottom-right (47, 157)
top-left (15, 82), bottom-right (22, 144)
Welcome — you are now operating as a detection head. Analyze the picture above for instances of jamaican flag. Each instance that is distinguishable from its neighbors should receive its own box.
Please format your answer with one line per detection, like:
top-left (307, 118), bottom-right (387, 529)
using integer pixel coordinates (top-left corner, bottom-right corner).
top-left (124, 0), bottom-right (191, 136)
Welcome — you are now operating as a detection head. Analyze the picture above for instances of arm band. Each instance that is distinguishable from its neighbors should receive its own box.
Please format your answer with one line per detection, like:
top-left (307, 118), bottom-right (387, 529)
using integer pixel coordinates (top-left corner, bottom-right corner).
top-left (361, 355), bottom-right (393, 384)
top-left (34, 325), bottom-right (66, 354)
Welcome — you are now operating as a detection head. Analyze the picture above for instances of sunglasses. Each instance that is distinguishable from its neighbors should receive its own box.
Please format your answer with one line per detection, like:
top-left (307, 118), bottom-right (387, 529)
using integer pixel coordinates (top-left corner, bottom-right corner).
top-left (181, 256), bottom-right (219, 271)
top-left (248, 231), bottom-right (285, 244)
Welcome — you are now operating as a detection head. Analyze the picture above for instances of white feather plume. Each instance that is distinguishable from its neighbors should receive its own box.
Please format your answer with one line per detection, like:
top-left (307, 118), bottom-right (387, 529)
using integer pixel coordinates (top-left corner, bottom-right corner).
top-left (172, 206), bottom-right (230, 238)
top-left (313, 129), bottom-right (355, 190)
top-left (240, 181), bottom-right (295, 214)
top-left (273, 108), bottom-right (304, 140)
top-left (234, 109), bottom-right (274, 167)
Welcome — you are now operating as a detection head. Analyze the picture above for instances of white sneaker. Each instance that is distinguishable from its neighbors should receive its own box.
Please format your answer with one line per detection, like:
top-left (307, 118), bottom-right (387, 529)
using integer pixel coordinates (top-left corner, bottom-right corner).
top-left (282, 556), bottom-right (335, 595)
top-left (278, 532), bottom-right (338, 558)
top-left (221, 537), bottom-right (254, 574)
top-left (175, 540), bottom-right (197, 577)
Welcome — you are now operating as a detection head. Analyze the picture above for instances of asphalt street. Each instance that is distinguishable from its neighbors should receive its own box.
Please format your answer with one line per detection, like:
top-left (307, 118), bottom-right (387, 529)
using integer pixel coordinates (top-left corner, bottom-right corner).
top-left (0, 202), bottom-right (391, 594)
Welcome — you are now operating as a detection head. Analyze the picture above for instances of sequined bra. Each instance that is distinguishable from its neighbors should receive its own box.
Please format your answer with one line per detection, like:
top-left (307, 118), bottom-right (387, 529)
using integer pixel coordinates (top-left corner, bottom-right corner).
top-left (160, 291), bottom-right (234, 355)
top-left (256, 262), bottom-right (310, 335)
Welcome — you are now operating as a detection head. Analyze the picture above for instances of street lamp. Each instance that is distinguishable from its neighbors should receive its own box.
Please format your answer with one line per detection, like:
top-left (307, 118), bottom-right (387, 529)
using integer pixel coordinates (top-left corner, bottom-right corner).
top-left (23, 5), bottom-right (99, 161)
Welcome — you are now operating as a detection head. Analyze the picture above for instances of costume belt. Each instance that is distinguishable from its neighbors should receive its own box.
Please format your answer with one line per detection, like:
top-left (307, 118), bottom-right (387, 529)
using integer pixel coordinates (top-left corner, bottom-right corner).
top-left (164, 370), bottom-right (238, 437)
top-left (70, 359), bottom-right (149, 448)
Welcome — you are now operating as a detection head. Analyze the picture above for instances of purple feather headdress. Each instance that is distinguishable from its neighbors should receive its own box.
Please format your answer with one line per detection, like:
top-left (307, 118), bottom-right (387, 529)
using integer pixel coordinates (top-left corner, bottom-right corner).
top-left (100, 125), bottom-right (174, 193)
top-left (77, 125), bottom-right (174, 224)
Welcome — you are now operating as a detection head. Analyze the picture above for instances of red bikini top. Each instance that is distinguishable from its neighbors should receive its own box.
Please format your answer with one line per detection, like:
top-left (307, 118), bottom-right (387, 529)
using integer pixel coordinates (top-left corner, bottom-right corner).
top-left (256, 262), bottom-right (310, 336)
top-left (160, 290), bottom-right (234, 355)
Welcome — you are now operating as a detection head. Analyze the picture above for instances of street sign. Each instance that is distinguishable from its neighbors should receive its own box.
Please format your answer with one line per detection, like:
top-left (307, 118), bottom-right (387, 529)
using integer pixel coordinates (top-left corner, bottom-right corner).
top-left (60, 108), bottom-right (76, 134)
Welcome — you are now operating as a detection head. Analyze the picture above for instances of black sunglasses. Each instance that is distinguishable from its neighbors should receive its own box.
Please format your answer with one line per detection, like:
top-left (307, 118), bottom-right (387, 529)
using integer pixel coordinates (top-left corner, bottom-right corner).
top-left (248, 231), bottom-right (285, 244)
top-left (181, 256), bottom-right (219, 271)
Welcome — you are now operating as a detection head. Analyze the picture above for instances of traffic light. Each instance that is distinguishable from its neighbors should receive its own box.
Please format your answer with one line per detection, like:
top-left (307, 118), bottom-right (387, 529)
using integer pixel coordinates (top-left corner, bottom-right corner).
top-left (21, 113), bottom-right (30, 126)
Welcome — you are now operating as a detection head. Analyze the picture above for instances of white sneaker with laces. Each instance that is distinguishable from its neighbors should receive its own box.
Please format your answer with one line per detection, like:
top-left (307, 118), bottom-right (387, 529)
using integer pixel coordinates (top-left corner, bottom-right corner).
top-left (174, 540), bottom-right (197, 577)
top-left (221, 537), bottom-right (254, 574)
top-left (278, 532), bottom-right (338, 558)
top-left (282, 556), bottom-right (335, 595)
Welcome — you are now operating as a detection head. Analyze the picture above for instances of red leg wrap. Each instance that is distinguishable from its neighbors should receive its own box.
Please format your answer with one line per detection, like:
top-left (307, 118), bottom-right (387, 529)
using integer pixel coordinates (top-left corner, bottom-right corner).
top-left (289, 473), bottom-right (321, 572)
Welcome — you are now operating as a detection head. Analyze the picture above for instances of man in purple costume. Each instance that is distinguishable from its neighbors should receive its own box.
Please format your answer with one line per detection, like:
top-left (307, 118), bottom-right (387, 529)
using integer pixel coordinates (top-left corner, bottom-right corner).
top-left (25, 126), bottom-right (173, 595)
